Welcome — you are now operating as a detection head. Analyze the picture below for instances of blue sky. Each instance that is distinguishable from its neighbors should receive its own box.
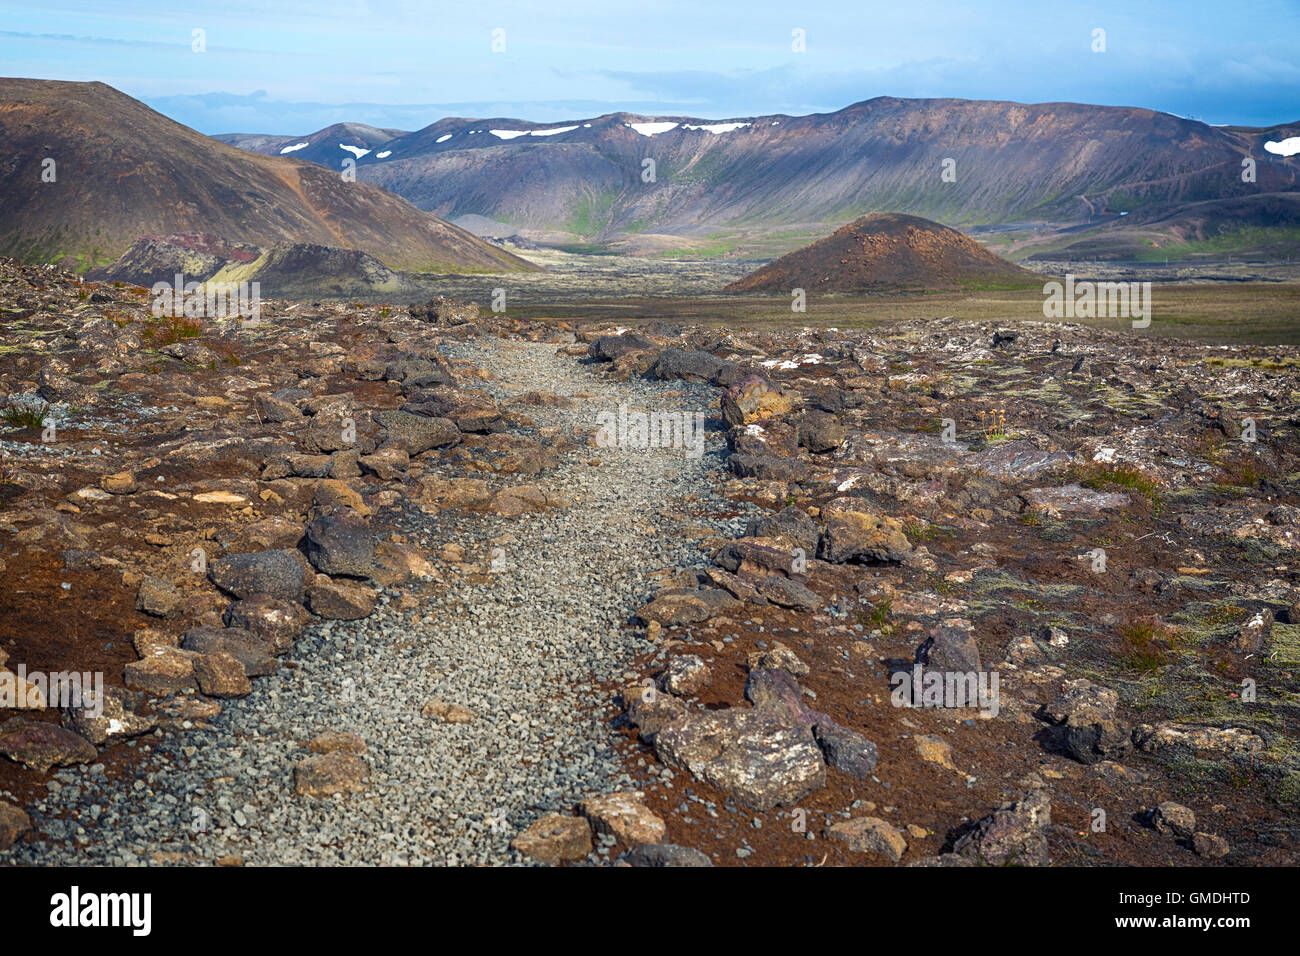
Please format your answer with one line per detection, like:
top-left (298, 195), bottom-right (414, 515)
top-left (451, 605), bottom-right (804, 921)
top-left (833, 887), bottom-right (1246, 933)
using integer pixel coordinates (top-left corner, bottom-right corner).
top-left (2, 0), bottom-right (1297, 134)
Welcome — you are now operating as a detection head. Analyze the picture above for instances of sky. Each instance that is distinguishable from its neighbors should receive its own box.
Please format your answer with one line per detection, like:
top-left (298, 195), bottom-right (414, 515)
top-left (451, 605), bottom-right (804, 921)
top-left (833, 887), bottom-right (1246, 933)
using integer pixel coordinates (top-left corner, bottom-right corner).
top-left (2, 0), bottom-right (1298, 134)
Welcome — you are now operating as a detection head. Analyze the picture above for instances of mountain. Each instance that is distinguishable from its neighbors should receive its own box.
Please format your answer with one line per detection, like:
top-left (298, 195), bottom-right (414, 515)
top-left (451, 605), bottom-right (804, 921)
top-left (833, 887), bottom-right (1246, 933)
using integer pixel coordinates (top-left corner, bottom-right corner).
top-left (219, 97), bottom-right (1300, 256)
top-left (725, 212), bottom-right (1040, 294)
top-left (0, 79), bottom-right (535, 274)
top-left (213, 122), bottom-right (409, 171)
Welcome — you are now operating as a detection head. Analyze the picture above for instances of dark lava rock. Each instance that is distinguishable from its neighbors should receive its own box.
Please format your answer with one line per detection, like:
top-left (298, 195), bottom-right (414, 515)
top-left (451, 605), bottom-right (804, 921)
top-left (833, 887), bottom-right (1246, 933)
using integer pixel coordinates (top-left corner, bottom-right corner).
top-left (796, 410), bottom-right (847, 453)
top-left (409, 295), bottom-right (479, 325)
top-left (757, 574), bottom-right (821, 611)
top-left (0, 718), bottom-right (97, 773)
top-left (589, 333), bottom-right (654, 361)
top-left (915, 623), bottom-right (982, 673)
top-left (812, 719), bottom-right (879, 778)
top-left (744, 667), bottom-right (816, 727)
top-left (209, 549), bottom-right (306, 603)
top-left (746, 506), bottom-right (819, 555)
top-left (306, 510), bottom-right (374, 578)
top-left (649, 348), bottom-right (736, 385)
top-left (727, 453), bottom-right (810, 483)
top-left (620, 843), bottom-right (714, 867)
top-left (180, 627), bottom-right (278, 677)
top-left (223, 594), bottom-right (303, 653)
top-left (375, 410), bottom-right (459, 455)
top-left (952, 789), bottom-right (1052, 866)
top-left (729, 420), bottom-right (800, 458)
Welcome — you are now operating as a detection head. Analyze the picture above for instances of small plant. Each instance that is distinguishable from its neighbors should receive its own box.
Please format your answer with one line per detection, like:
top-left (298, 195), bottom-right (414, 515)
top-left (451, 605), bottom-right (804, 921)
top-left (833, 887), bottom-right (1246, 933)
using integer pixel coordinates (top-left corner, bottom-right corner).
top-left (1216, 452), bottom-right (1276, 489)
top-left (142, 314), bottom-right (203, 346)
top-left (1116, 617), bottom-right (1180, 673)
top-left (0, 454), bottom-right (15, 485)
top-left (1070, 461), bottom-right (1164, 516)
top-left (2, 398), bottom-right (49, 429)
top-left (859, 598), bottom-right (894, 636)
top-left (977, 407), bottom-right (1007, 442)
top-left (209, 342), bottom-right (241, 366)
top-left (903, 520), bottom-right (952, 542)
top-left (379, 305), bottom-right (392, 319)
top-left (1191, 428), bottom-right (1226, 463)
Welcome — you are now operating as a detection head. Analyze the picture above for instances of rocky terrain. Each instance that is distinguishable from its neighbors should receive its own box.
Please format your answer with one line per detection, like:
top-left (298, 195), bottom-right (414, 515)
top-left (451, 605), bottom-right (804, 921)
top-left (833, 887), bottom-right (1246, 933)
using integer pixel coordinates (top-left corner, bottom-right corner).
top-left (1, 257), bottom-right (1298, 867)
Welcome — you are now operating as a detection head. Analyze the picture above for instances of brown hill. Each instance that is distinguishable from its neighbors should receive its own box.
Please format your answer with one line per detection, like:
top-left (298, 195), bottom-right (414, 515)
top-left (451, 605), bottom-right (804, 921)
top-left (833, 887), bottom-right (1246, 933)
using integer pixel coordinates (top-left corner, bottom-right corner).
top-left (725, 213), bottom-right (1041, 294)
top-left (0, 79), bottom-right (537, 274)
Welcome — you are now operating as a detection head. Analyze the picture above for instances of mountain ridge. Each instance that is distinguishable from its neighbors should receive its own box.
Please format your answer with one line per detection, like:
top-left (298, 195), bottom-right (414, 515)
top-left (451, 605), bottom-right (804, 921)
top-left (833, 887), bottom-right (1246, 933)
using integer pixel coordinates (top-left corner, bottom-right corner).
top-left (215, 95), bottom-right (1300, 256)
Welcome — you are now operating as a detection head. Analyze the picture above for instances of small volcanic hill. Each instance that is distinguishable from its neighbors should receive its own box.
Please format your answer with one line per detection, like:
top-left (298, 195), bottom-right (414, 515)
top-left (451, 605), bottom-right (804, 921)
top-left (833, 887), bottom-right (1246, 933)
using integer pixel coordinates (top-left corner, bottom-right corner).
top-left (725, 213), bottom-right (1041, 294)
top-left (0, 79), bottom-right (536, 275)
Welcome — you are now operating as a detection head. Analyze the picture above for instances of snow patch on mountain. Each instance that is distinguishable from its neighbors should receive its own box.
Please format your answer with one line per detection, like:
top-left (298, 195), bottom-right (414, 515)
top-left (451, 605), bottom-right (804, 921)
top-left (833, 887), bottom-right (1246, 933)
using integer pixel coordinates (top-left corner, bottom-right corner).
top-left (627, 121), bottom-right (678, 136)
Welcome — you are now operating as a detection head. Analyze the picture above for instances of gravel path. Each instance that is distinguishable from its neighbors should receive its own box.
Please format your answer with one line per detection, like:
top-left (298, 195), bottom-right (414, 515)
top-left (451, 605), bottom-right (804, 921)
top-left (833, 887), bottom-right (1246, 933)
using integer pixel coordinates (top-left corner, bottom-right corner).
top-left (11, 337), bottom-right (749, 865)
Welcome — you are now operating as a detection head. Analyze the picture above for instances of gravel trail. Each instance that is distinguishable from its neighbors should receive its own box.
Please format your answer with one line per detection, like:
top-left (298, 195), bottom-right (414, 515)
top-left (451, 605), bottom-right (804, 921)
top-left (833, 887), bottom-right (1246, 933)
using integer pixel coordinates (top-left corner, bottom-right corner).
top-left (10, 337), bottom-right (747, 866)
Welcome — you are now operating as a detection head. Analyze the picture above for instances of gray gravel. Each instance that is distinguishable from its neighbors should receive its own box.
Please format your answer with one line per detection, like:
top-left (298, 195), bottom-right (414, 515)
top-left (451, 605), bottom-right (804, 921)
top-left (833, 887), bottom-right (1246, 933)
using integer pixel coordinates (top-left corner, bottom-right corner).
top-left (6, 337), bottom-right (752, 866)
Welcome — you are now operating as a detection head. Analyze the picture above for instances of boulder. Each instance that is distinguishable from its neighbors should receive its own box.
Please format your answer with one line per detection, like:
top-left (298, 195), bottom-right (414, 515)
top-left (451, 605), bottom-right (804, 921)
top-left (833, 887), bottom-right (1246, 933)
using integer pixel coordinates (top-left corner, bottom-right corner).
top-left (306, 510), bottom-right (374, 578)
top-left (819, 510), bottom-right (912, 564)
top-left (654, 708), bottom-right (826, 811)
top-left (757, 574), bottom-right (820, 612)
top-left (722, 375), bottom-right (793, 426)
top-left (61, 686), bottom-right (156, 745)
top-left (0, 801), bottom-right (31, 850)
top-left (579, 792), bottom-right (666, 848)
top-left (135, 576), bottom-right (181, 618)
top-left (620, 843), bottom-right (713, 867)
top-left (916, 622), bottom-right (982, 673)
top-left (796, 410), bottom-right (847, 453)
top-left (813, 719), bottom-right (879, 778)
top-left (194, 650), bottom-right (253, 698)
top-left (589, 333), bottom-right (654, 361)
top-left (659, 655), bottom-right (712, 696)
top-left (826, 817), bottom-right (907, 861)
top-left (223, 595), bottom-right (303, 653)
top-left (375, 410), bottom-right (459, 455)
top-left (745, 507), bottom-right (819, 555)
top-left (123, 649), bottom-right (198, 696)
top-left (511, 814), bottom-right (592, 863)
top-left (1150, 801), bottom-right (1197, 839)
top-left (636, 587), bottom-right (737, 627)
top-left (306, 577), bottom-right (378, 620)
top-left (293, 751), bottom-right (370, 797)
top-left (180, 627), bottom-right (277, 677)
top-left (0, 718), bottom-right (97, 773)
top-left (209, 550), bottom-right (306, 603)
top-left (952, 790), bottom-right (1051, 866)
